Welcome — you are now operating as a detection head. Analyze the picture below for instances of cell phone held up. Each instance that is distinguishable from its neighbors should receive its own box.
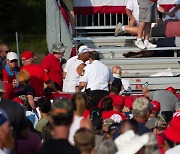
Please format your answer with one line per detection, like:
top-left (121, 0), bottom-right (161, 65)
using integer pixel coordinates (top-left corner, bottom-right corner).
top-left (144, 82), bottom-right (149, 87)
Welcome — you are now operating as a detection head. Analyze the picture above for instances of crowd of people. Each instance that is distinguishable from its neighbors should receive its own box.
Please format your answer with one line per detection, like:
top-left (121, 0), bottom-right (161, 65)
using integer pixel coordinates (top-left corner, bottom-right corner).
top-left (0, 40), bottom-right (179, 154)
top-left (0, 0), bottom-right (179, 154)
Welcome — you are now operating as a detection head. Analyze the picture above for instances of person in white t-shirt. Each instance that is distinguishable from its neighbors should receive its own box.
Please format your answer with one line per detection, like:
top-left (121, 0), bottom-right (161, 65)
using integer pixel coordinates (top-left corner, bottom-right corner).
top-left (63, 45), bottom-right (92, 92)
top-left (63, 44), bottom-right (94, 79)
top-left (115, 0), bottom-right (180, 37)
top-left (126, 0), bottom-right (139, 26)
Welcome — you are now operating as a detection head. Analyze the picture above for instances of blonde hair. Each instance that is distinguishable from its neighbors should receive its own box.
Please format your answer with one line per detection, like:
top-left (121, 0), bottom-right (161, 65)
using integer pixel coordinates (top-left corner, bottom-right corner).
top-left (17, 70), bottom-right (30, 85)
top-left (74, 128), bottom-right (95, 154)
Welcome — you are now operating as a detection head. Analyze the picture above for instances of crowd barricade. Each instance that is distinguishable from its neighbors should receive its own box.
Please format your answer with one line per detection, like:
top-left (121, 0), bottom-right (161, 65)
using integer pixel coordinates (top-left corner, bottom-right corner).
top-left (45, 92), bottom-right (73, 100)
top-left (44, 92), bottom-right (180, 100)
top-left (176, 93), bottom-right (180, 99)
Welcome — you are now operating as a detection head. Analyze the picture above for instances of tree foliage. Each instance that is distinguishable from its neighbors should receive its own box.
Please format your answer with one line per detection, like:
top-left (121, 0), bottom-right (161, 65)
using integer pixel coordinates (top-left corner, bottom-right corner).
top-left (0, 0), bottom-right (45, 35)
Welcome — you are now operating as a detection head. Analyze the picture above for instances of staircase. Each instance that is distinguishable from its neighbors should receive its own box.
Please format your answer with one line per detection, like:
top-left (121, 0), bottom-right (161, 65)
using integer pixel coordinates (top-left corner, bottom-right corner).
top-left (73, 25), bottom-right (180, 90)
top-left (46, 0), bottom-right (180, 91)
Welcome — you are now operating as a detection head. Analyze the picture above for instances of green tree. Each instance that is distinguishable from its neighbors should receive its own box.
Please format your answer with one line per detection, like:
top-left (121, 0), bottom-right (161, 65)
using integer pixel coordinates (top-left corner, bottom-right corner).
top-left (0, 0), bottom-right (45, 35)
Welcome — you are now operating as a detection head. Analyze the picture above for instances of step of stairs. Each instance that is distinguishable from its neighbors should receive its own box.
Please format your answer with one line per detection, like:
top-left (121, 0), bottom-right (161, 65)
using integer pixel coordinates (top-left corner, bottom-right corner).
top-left (97, 47), bottom-right (180, 58)
top-left (127, 77), bottom-right (180, 90)
top-left (73, 36), bottom-right (180, 90)
top-left (73, 36), bottom-right (136, 48)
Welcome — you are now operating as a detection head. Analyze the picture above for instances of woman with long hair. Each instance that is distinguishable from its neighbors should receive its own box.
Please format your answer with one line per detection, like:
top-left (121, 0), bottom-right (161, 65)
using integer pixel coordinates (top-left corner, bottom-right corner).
top-left (68, 92), bottom-right (92, 145)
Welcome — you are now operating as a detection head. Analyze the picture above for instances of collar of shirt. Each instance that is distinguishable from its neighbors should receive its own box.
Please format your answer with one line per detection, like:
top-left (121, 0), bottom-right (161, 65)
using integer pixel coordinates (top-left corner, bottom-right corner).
top-left (51, 54), bottom-right (60, 61)
top-left (113, 74), bottom-right (121, 79)
top-left (91, 60), bottom-right (99, 64)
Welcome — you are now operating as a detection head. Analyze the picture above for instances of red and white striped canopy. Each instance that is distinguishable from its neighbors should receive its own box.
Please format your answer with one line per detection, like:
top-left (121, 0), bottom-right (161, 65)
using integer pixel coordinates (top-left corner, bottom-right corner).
top-left (74, 0), bottom-right (176, 14)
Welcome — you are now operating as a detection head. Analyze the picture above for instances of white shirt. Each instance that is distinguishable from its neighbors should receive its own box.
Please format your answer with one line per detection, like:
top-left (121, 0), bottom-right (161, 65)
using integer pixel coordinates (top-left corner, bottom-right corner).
top-left (79, 60), bottom-right (114, 91)
top-left (0, 149), bottom-right (6, 154)
top-left (121, 78), bottom-right (131, 91)
top-left (126, 0), bottom-right (139, 25)
top-left (63, 57), bottom-right (84, 92)
top-left (68, 116), bottom-right (83, 145)
top-left (63, 56), bottom-right (78, 73)
top-left (165, 145), bottom-right (180, 154)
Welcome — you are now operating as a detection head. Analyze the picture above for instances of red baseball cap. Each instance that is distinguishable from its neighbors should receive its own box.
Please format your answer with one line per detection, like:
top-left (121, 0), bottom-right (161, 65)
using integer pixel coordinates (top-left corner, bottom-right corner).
top-left (21, 50), bottom-right (37, 60)
top-left (166, 86), bottom-right (176, 94)
top-left (124, 96), bottom-right (133, 109)
top-left (164, 115), bottom-right (180, 143)
top-left (110, 95), bottom-right (124, 109)
top-left (151, 100), bottom-right (160, 113)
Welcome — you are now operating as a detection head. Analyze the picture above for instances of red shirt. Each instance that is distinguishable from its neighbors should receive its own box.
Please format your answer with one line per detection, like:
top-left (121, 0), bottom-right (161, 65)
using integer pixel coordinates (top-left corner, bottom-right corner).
top-left (98, 94), bottom-right (125, 108)
top-left (3, 67), bottom-right (19, 85)
top-left (42, 54), bottom-right (63, 90)
top-left (21, 64), bottom-right (49, 97)
top-left (102, 110), bottom-right (126, 122)
top-left (83, 109), bottom-right (90, 118)
top-left (4, 82), bottom-right (14, 99)
top-left (156, 133), bottom-right (165, 154)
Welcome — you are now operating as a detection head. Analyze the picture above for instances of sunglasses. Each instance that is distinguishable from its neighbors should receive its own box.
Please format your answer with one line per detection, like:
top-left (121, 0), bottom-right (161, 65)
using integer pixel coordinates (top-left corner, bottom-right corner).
top-left (4, 51), bottom-right (10, 53)
top-left (0, 50), bottom-right (9, 53)
top-left (10, 59), bottom-right (18, 63)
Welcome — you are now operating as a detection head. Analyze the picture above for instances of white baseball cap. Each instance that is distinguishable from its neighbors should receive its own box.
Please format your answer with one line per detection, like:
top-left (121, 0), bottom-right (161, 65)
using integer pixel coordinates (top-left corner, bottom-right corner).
top-left (6, 52), bottom-right (18, 61)
top-left (115, 130), bottom-right (149, 154)
top-left (78, 45), bottom-right (94, 54)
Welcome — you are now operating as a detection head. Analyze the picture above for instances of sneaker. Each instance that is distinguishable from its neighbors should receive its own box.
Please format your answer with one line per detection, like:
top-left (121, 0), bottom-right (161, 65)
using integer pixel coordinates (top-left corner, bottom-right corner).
top-left (145, 41), bottom-right (157, 48)
top-left (135, 40), bottom-right (146, 49)
top-left (114, 22), bottom-right (124, 37)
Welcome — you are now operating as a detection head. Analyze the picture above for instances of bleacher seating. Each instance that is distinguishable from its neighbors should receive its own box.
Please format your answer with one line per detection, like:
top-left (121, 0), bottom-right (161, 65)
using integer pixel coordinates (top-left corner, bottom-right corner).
top-left (73, 35), bottom-right (180, 90)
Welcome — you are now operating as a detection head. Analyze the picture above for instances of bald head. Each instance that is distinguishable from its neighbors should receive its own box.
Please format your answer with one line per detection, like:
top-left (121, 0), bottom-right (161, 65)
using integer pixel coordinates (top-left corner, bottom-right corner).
top-left (112, 66), bottom-right (121, 75)
top-left (0, 44), bottom-right (10, 58)
top-left (0, 44), bottom-right (9, 51)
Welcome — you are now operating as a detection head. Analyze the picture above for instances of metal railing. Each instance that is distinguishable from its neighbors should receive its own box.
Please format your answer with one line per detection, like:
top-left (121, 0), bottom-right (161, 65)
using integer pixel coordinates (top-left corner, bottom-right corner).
top-left (76, 13), bottom-right (128, 26)
top-left (75, 13), bottom-right (128, 35)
